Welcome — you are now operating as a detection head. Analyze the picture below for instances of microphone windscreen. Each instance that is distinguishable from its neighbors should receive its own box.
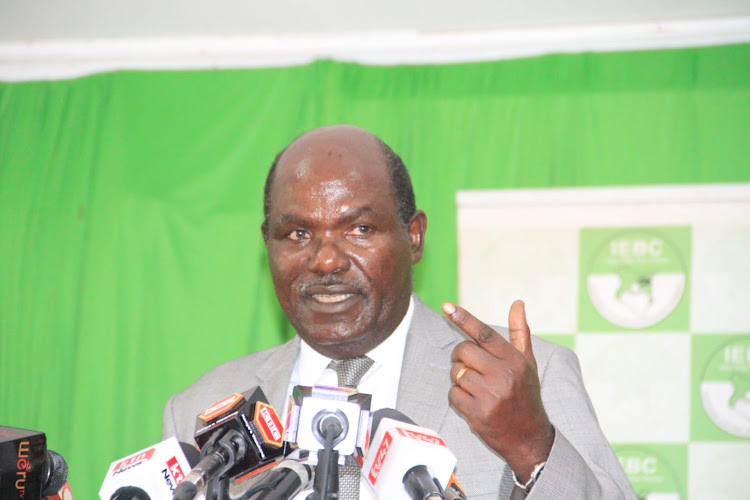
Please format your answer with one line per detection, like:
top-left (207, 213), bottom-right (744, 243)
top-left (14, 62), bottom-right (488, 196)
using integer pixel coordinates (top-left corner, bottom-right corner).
top-left (111, 485), bottom-right (151, 500)
top-left (42, 449), bottom-right (69, 495)
top-left (179, 442), bottom-right (201, 468)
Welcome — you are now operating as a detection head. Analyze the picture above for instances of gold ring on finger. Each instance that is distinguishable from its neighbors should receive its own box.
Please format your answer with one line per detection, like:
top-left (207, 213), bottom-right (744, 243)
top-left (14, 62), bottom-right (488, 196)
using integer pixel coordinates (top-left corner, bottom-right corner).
top-left (456, 367), bottom-right (468, 386)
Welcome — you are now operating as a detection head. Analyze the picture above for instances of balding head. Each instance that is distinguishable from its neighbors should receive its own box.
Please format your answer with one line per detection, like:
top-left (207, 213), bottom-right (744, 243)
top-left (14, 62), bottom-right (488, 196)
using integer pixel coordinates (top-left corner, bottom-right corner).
top-left (262, 125), bottom-right (416, 236)
top-left (260, 124), bottom-right (427, 359)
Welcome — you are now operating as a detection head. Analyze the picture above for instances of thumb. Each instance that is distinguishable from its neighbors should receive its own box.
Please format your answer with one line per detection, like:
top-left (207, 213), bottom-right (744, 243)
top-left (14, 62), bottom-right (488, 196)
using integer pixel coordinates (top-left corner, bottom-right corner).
top-left (509, 300), bottom-right (534, 362)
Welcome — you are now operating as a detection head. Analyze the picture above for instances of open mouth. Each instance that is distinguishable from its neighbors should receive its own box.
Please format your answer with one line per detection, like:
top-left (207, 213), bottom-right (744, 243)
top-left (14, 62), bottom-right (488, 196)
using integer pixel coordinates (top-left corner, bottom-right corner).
top-left (302, 284), bottom-right (361, 313)
top-left (311, 293), bottom-right (354, 304)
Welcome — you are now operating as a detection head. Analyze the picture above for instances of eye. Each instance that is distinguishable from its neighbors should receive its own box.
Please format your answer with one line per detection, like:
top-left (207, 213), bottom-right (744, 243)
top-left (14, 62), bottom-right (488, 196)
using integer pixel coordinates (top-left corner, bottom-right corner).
top-left (287, 228), bottom-right (310, 241)
top-left (348, 225), bottom-right (373, 237)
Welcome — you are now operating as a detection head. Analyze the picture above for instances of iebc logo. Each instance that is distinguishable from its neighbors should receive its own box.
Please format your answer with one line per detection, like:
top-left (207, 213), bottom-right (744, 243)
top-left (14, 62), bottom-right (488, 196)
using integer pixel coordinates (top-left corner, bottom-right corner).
top-left (581, 227), bottom-right (689, 329)
top-left (616, 447), bottom-right (683, 499)
top-left (700, 337), bottom-right (750, 437)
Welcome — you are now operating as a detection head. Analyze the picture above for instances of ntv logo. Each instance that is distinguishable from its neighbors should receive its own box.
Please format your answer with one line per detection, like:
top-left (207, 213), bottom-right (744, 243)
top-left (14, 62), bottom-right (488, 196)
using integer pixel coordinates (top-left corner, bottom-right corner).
top-left (583, 227), bottom-right (689, 329)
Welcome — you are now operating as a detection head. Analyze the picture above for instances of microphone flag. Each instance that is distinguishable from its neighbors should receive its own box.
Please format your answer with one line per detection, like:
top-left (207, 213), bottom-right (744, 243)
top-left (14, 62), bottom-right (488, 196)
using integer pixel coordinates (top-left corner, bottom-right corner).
top-left (0, 426), bottom-right (47, 500)
top-left (98, 437), bottom-right (194, 500)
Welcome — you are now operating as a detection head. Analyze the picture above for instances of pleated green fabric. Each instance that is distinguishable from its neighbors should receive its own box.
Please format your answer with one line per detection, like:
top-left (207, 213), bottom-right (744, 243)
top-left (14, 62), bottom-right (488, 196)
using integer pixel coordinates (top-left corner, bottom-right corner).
top-left (1, 44), bottom-right (749, 499)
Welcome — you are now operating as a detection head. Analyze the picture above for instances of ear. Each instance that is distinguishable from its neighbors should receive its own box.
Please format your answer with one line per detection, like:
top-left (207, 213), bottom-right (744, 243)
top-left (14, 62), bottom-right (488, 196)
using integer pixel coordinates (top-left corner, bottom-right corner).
top-left (261, 221), bottom-right (269, 243)
top-left (408, 210), bottom-right (427, 264)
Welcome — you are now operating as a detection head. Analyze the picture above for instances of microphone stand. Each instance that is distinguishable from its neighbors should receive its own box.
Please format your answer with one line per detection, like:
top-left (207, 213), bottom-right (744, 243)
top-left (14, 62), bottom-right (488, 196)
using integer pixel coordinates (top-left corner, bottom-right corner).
top-left (403, 465), bottom-right (445, 500)
top-left (308, 413), bottom-right (345, 500)
top-left (205, 430), bottom-right (248, 500)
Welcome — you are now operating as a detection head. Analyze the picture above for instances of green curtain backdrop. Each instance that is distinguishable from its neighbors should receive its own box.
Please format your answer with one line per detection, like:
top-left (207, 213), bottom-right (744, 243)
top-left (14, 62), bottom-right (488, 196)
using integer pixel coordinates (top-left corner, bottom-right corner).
top-left (1, 43), bottom-right (749, 499)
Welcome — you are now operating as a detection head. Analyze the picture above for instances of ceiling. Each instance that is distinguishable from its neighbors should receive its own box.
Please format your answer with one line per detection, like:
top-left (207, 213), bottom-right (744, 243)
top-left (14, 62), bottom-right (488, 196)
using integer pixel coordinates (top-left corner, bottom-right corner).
top-left (2, 0), bottom-right (750, 41)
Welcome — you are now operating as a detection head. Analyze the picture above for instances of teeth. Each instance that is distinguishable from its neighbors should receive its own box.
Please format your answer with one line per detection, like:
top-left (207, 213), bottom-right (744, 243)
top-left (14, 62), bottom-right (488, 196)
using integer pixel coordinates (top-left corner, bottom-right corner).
top-left (314, 294), bottom-right (351, 304)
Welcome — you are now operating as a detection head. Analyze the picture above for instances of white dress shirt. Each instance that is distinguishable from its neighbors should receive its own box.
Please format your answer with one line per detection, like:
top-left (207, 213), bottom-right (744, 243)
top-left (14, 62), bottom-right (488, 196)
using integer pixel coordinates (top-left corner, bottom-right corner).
top-left (284, 297), bottom-right (415, 499)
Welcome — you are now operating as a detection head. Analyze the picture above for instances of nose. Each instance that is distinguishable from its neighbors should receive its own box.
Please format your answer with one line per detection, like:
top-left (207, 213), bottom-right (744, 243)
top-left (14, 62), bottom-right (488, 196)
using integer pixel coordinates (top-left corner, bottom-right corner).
top-left (307, 236), bottom-right (350, 274)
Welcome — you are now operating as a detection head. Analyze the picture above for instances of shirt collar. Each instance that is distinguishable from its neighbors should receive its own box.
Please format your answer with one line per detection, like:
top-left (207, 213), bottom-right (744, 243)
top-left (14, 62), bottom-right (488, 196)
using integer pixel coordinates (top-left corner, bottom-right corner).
top-left (297, 296), bottom-right (415, 379)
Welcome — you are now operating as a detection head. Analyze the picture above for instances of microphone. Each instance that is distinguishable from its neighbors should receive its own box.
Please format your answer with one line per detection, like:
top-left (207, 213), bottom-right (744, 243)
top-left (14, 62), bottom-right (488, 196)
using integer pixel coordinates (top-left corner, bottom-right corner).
top-left (444, 475), bottom-right (467, 500)
top-left (285, 385), bottom-right (372, 500)
top-left (361, 409), bottom-right (458, 500)
top-left (443, 486), bottom-right (466, 500)
top-left (0, 425), bottom-right (70, 500)
top-left (174, 388), bottom-right (285, 500)
top-left (285, 385), bottom-right (371, 461)
top-left (109, 486), bottom-right (151, 500)
top-left (98, 437), bottom-right (199, 500)
top-left (45, 480), bottom-right (73, 500)
top-left (42, 449), bottom-right (69, 498)
top-left (228, 451), bottom-right (313, 500)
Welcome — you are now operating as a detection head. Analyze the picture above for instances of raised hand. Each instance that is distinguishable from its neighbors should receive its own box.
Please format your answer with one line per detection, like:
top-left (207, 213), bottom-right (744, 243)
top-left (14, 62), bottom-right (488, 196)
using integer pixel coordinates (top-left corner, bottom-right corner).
top-left (443, 300), bottom-right (555, 482)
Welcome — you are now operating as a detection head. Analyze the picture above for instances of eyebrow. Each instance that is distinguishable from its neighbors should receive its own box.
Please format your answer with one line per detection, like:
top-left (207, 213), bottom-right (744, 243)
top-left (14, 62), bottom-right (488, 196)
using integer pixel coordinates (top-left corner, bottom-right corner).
top-left (276, 206), bottom-right (378, 227)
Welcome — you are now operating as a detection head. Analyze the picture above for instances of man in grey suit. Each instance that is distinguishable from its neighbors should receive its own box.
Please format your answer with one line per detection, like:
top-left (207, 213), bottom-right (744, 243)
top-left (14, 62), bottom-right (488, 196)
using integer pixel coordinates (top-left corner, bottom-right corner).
top-left (163, 125), bottom-right (635, 499)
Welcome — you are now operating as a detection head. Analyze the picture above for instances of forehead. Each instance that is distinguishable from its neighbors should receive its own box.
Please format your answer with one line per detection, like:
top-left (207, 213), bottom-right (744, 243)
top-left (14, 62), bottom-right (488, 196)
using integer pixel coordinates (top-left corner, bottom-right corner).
top-left (269, 129), bottom-right (395, 211)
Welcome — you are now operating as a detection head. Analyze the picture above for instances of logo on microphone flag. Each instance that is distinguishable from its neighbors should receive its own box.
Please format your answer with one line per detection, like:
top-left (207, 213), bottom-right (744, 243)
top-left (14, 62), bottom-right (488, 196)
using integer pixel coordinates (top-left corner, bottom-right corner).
top-left (396, 427), bottom-right (447, 447)
top-left (166, 456), bottom-right (186, 484)
top-left (199, 393), bottom-right (245, 422)
top-left (367, 431), bottom-right (393, 484)
top-left (254, 401), bottom-right (284, 447)
top-left (113, 448), bottom-right (156, 474)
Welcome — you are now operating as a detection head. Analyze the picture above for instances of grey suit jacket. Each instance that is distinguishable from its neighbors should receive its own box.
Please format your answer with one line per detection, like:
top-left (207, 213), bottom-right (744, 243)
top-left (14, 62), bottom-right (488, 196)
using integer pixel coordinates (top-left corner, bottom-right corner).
top-left (163, 296), bottom-right (635, 499)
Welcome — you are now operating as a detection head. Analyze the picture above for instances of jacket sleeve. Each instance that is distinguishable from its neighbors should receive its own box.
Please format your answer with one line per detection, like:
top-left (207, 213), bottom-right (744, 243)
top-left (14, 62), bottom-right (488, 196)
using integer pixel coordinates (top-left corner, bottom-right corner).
top-left (523, 344), bottom-right (637, 499)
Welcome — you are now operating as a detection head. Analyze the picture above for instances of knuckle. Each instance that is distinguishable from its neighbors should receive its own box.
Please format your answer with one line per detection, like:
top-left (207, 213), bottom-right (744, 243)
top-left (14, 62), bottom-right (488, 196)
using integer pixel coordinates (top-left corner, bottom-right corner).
top-left (448, 386), bottom-right (461, 406)
top-left (478, 325), bottom-right (497, 343)
top-left (476, 405), bottom-right (494, 424)
top-left (453, 341), bottom-right (473, 358)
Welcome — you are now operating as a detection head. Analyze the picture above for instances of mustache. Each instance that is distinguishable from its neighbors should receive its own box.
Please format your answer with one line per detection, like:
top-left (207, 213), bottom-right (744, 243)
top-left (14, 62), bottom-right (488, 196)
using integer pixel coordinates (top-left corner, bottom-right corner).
top-left (297, 276), bottom-right (365, 294)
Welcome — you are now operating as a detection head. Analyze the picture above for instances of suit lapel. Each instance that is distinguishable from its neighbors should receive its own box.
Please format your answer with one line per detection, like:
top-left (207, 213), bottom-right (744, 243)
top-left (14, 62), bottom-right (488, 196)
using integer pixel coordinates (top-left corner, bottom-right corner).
top-left (263, 298), bottom-right (456, 432)
top-left (396, 295), bottom-right (457, 431)
top-left (254, 336), bottom-right (300, 411)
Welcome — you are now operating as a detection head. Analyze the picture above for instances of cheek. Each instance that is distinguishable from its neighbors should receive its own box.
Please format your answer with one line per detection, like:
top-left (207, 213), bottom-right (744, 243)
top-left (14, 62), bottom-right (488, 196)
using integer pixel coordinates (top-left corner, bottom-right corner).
top-left (268, 255), bottom-right (304, 295)
top-left (360, 245), bottom-right (413, 292)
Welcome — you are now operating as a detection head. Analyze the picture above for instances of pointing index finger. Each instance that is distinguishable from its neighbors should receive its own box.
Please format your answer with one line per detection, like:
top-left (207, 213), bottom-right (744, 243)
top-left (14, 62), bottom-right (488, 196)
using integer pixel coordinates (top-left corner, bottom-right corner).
top-left (442, 302), bottom-right (509, 357)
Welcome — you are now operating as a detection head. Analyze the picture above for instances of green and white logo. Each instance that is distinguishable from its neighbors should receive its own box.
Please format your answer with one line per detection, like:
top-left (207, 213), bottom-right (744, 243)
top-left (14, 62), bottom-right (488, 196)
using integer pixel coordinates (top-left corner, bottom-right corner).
top-left (613, 444), bottom-right (685, 500)
top-left (699, 337), bottom-right (750, 438)
top-left (579, 227), bottom-right (691, 331)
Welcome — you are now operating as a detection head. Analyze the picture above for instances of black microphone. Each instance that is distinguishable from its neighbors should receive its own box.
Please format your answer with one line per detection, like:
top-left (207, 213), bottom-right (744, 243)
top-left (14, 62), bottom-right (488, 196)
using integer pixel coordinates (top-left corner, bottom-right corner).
top-left (308, 410), bottom-right (346, 500)
top-left (229, 452), bottom-right (313, 500)
top-left (42, 449), bottom-right (69, 497)
top-left (174, 388), bottom-right (285, 500)
top-left (443, 486), bottom-right (466, 500)
top-left (174, 430), bottom-right (245, 500)
top-left (362, 409), bottom-right (458, 500)
top-left (110, 485), bottom-right (151, 500)
top-left (0, 426), bottom-right (70, 500)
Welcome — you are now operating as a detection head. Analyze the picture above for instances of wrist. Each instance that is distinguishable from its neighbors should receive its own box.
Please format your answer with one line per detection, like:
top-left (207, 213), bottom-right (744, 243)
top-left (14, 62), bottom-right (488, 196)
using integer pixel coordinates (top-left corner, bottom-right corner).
top-left (512, 461), bottom-right (546, 493)
top-left (506, 424), bottom-right (554, 484)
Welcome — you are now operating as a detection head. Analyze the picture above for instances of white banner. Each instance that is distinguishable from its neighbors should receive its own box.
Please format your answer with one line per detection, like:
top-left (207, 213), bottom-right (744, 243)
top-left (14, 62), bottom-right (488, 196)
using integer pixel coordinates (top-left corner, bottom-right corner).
top-left (457, 183), bottom-right (750, 499)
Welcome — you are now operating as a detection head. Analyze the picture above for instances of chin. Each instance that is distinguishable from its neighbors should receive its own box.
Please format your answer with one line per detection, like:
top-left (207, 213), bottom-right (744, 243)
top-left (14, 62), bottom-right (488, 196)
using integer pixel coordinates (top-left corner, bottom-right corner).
top-left (302, 326), bottom-right (373, 354)
top-left (308, 326), bottom-right (368, 346)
